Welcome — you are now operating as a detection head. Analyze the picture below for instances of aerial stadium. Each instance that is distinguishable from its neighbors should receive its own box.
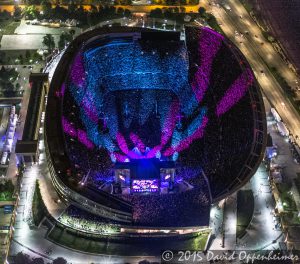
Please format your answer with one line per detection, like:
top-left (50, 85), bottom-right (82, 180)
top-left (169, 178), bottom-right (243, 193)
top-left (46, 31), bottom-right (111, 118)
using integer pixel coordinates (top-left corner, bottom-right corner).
top-left (44, 26), bottom-right (266, 236)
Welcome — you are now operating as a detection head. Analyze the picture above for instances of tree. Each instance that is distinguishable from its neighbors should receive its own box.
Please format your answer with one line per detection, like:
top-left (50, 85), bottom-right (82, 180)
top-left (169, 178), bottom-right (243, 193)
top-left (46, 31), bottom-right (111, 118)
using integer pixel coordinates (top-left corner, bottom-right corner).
top-left (117, 7), bottom-right (124, 15)
top-left (198, 6), bottom-right (206, 17)
top-left (58, 33), bottom-right (72, 49)
top-left (52, 5), bottom-right (68, 20)
top-left (43, 34), bottom-right (55, 51)
top-left (32, 258), bottom-right (45, 264)
top-left (0, 51), bottom-right (6, 64)
top-left (68, 1), bottom-right (76, 14)
top-left (26, 0), bottom-right (42, 5)
top-left (180, 6), bottom-right (186, 13)
top-left (69, 29), bottom-right (75, 40)
top-left (58, 34), bottom-right (66, 50)
top-left (52, 257), bottom-right (67, 264)
top-left (90, 4), bottom-right (98, 13)
top-left (25, 50), bottom-right (31, 60)
top-left (149, 8), bottom-right (163, 18)
top-left (41, 0), bottom-right (52, 17)
top-left (23, 5), bottom-right (38, 19)
top-left (18, 54), bottom-right (23, 64)
top-left (124, 9), bottom-right (131, 17)
top-left (13, 5), bottom-right (22, 18)
top-left (15, 252), bottom-right (31, 264)
top-left (138, 261), bottom-right (151, 264)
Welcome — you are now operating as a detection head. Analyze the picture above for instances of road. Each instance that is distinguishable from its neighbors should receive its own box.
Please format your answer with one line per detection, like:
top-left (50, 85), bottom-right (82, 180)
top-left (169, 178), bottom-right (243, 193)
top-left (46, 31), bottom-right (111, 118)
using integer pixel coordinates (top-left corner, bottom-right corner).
top-left (209, 0), bottom-right (300, 140)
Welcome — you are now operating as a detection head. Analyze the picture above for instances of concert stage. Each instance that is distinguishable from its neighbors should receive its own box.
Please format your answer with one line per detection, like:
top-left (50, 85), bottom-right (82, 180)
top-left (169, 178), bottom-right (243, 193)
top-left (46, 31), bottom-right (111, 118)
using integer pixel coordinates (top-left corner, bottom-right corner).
top-left (114, 158), bottom-right (175, 194)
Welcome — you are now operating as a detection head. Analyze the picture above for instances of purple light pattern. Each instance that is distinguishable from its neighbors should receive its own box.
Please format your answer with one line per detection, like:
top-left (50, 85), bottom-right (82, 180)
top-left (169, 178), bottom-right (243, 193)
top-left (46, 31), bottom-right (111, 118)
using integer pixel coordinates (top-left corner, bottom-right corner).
top-left (78, 129), bottom-right (94, 149)
top-left (62, 116), bottom-right (77, 137)
top-left (116, 132), bottom-right (129, 155)
top-left (70, 53), bottom-right (86, 87)
top-left (216, 68), bottom-right (254, 116)
top-left (64, 27), bottom-right (255, 165)
top-left (130, 133), bottom-right (145, 150)
top-left (62, 116), bottom-right (94, 149)
top-left (191, 27), bottom-right (224, 103)
top-left (163, 116), bottom-right (208, 156)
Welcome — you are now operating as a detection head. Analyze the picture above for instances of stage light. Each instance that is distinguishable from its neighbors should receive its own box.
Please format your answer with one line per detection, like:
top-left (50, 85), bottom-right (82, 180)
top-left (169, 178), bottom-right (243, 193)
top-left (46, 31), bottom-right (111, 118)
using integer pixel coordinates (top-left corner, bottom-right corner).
top-left (119, 175), bottom-right (125, 181)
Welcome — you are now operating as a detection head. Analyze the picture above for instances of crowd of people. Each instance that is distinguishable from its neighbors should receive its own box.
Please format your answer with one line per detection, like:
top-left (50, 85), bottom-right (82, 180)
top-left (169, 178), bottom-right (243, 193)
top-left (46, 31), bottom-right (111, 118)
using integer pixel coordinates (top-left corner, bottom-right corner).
top-left (58, 205), bottom-right (121, 234)
top-left (84, 38), bottom-right (189, 94)
top-left (120, 185), bottom-right (210, 227)
top-left (185, 26), bottom-right (261, 198)
top-left (56, 28), bottom-right (263, 226)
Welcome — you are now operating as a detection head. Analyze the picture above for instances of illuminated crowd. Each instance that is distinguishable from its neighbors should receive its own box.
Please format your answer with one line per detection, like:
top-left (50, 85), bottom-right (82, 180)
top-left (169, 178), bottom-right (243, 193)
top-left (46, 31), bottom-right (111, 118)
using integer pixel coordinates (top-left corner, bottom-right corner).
top-left (58, 205), bottom-right (121, 234)
top-left (56, 27), bottom-right (261, 226)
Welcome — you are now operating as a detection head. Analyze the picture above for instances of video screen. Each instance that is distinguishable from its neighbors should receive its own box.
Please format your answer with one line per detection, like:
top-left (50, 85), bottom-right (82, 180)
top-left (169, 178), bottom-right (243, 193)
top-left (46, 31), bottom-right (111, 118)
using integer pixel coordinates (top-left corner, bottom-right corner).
top-left (132, 179), bottom-right (159, 193)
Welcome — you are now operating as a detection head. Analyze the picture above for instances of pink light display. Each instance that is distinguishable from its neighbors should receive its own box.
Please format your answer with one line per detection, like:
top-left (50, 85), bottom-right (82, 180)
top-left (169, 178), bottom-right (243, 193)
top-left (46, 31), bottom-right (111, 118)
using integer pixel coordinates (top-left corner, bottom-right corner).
top-left (62, 116), bottom-right (94, 149)
top-left (116, 132), bottom-right (130, 154)
top-left (62, 116), bottom-right (77, 137)
top-left (191, 27), bottom-right (224, 103)
top-left (163, 116), bottom-right (208, 156)
top-left (130, 133), bottom-right (145, 150)
top-left (77, 129), bottom-right (94, 149)
top-left (216, 68), bottom-right (254, 117)
top-left (70, 53), bottom-right (86, 87)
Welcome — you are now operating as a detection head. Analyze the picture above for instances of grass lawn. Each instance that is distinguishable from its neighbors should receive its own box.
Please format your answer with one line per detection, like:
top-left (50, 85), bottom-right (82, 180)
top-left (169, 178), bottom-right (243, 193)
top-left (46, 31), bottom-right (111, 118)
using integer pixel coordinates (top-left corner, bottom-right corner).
top-left (0, 191), bottom-right (15, 201)
top-left (236, 190), bottom-right (254, 239)
top-left (0, 19), bottom-right (20, 37)
top-left (32, 181), bottom-right (46, 225)
top-left (194, 232), bottom-right (209, 249)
